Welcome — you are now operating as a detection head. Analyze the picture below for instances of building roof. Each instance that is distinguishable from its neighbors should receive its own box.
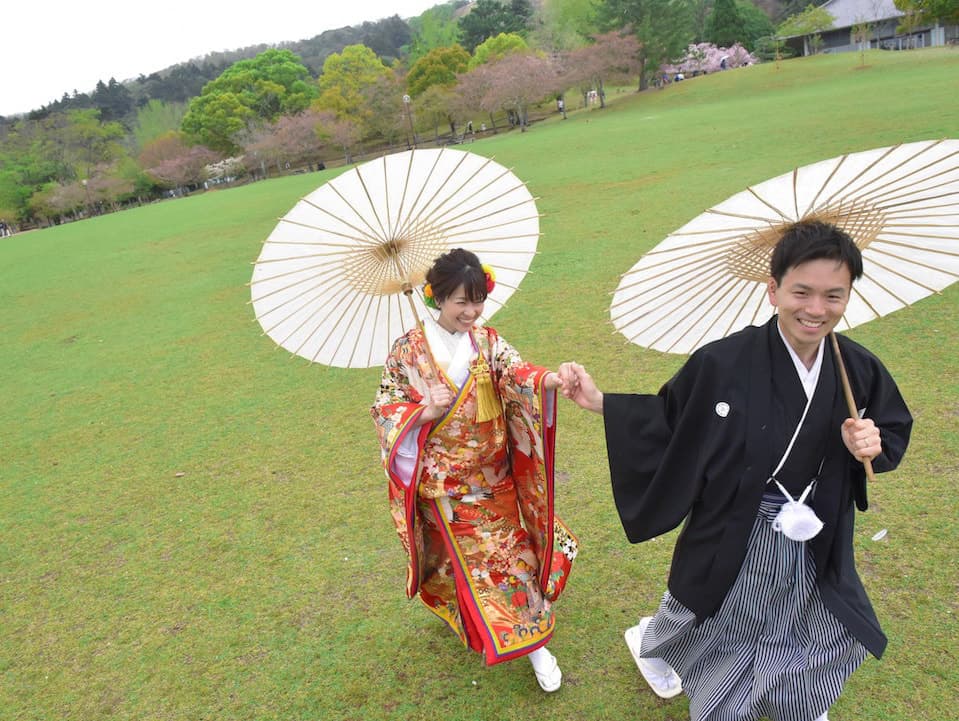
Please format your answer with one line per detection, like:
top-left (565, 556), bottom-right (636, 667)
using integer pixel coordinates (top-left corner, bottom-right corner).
top-left (820, 0), bottom-right (904, 29)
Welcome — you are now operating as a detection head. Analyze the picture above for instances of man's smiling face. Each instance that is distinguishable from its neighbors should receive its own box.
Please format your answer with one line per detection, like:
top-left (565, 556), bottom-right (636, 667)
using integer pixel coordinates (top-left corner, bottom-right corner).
top-left (767, 258), bottom-right (852, 363)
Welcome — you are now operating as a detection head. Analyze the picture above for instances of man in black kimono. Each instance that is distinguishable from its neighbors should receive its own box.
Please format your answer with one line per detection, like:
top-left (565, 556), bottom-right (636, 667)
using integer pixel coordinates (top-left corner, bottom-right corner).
top-left (560, 220), bottom-right (912, 721)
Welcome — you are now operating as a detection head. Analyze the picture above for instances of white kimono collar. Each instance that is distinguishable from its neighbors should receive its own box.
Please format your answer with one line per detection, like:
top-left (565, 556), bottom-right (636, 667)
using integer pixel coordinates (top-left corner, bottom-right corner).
top-left (422, 317), bottom-right (474, 388)
top-left (775, 321), bottom-right (824, 401)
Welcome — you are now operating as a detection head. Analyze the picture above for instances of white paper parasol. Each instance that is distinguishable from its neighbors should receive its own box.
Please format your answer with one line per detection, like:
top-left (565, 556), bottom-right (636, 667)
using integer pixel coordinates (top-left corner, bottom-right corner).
top-left (250, 148), bottom-right (540, 367)
top-left (611, 139), bottom-right (959, 355)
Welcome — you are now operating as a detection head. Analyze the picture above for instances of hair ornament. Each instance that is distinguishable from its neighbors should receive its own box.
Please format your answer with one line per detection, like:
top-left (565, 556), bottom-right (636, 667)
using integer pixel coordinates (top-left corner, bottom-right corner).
top-left (423, 282), bottom-right (438, 309)
top-left (481, 264), bottom-right (496, 294)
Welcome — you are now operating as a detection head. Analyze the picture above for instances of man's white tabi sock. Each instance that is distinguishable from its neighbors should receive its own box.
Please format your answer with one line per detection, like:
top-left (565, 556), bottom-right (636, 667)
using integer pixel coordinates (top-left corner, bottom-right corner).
top-left (637, 616), bottom-right (676, 676)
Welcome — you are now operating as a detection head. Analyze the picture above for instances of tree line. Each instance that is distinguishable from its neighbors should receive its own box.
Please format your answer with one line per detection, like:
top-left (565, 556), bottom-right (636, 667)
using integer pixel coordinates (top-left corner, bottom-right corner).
top-left (3, 0), bottom-right (951, 230)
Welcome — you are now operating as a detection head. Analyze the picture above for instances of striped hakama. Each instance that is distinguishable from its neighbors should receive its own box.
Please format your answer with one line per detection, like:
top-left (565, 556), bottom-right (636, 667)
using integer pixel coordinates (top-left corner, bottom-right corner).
top-left (640, 499), bottom-right (867, 721)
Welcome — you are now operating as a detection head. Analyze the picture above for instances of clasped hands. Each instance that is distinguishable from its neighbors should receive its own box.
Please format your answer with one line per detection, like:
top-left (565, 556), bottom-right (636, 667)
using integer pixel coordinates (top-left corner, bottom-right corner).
top-left (556, 362), bottom-right (604, 413)
top-left (541, 363), bottom-right (604, 414)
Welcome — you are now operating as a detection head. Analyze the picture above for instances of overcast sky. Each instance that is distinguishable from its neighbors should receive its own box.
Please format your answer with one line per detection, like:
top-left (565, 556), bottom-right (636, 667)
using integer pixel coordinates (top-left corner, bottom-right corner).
top-left (2, 0), bottom-right (443, 117)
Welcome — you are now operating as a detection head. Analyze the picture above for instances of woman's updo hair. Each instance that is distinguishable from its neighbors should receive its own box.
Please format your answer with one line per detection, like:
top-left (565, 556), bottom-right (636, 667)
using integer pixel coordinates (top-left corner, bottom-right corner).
top-left (426, 248), bottom-right (488, 304)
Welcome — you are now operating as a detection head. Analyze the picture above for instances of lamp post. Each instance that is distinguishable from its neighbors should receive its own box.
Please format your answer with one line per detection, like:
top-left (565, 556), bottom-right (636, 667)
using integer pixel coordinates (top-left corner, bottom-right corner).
top-left (402, 94), bottom-right (417, 149)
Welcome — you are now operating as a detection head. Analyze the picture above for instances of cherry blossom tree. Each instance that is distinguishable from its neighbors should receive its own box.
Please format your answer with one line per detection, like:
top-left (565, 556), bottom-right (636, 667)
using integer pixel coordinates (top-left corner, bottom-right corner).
top-left (561, 30), bottom-right (642, 109)
top-left (454, 64), bottom-right (499, 132)
top-left (316, 111), bottom-right (363, 166)
top-left (205, 157), bottom-right (246, 184)
top-left (243, 111), bottom-right (328, 175)
top-left (682, 42), bottom-right (710, 75)
top-left (481, 53), bottom-right (560, 131)
top-left (85, 163), bottom-right (135, 210)
top-left (243, 126), bottom-right (286, 177)
top-left (30, 182), bottom-right (86, 223)
top-left (361, 75), bottom-right (408, 148)
top-left (274, 112), bottom-right (328, 169)
top-left (663, 42), bottom-right (757, 77)
top-left (139, 132), bottom-right (220, 192)
top-left (723, 43), bottom-right (756, 67)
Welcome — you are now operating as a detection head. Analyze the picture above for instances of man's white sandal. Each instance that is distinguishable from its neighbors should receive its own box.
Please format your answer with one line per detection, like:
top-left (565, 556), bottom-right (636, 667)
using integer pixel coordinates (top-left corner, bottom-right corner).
top-left (624, 618), bottom-right (683, 699)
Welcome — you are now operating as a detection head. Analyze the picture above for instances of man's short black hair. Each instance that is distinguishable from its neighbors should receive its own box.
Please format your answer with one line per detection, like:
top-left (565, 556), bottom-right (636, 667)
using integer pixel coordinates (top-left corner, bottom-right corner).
top-left (770, 220), bottom-right (863, 284)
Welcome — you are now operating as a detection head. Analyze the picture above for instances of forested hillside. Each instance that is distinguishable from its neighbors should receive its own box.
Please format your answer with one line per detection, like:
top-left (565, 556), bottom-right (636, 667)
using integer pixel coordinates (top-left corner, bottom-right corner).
top-left (8, 0), bottom-right (938, 231)
top-left (16, 15), bottom-right (416, 124)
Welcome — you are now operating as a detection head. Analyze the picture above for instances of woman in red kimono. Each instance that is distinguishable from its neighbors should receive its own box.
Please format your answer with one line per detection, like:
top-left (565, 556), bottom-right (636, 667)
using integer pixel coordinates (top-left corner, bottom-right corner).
top-left (371, 249), bottom-right (577, 692)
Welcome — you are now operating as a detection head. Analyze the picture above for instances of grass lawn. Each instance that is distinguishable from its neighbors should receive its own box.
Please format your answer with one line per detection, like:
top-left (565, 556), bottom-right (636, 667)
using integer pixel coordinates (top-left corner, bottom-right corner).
top-left (2, 48), bottom-right (958, 720)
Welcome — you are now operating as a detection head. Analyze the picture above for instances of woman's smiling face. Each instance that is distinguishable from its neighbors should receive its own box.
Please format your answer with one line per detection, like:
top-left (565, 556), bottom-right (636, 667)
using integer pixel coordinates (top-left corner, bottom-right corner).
top-left (436, 284), bottom-right (485, 333)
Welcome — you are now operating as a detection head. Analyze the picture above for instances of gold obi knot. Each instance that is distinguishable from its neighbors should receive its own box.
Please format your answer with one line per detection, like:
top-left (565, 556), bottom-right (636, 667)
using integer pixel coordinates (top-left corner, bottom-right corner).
top-left (470, 354), bottom-right (502, 422)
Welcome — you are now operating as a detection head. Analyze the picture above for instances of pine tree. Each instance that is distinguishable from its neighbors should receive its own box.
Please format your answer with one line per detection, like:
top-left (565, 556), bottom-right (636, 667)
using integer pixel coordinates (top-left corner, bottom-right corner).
top-left (595, 0), bottom-right (695, 90)
top-left (705, 0), bottom-right (748, 48)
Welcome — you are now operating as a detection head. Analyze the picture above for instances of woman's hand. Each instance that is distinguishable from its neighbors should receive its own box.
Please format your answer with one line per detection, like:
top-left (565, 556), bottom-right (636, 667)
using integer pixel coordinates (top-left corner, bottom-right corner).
top-left (420, 383), bottom-right (454, 423)
top-left (543, 371), bottom-right (563, 391)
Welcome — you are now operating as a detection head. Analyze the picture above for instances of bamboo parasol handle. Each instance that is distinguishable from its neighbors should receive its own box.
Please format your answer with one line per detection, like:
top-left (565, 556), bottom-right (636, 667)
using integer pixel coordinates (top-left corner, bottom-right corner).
top-left (829, 332), bottom-right (876, 483)
top-left (402, 286), bottom-right (443, 384)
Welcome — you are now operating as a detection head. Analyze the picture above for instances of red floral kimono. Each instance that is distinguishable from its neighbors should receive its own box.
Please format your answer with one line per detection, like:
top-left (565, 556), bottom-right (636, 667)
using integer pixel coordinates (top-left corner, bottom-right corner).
top-left (371, 323), bottom-right (577, 665)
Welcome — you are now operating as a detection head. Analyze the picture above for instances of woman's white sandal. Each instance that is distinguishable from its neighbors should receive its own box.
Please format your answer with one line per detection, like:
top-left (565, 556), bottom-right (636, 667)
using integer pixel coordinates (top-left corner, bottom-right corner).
top-left (531, 649), bottom-right (562, 692)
